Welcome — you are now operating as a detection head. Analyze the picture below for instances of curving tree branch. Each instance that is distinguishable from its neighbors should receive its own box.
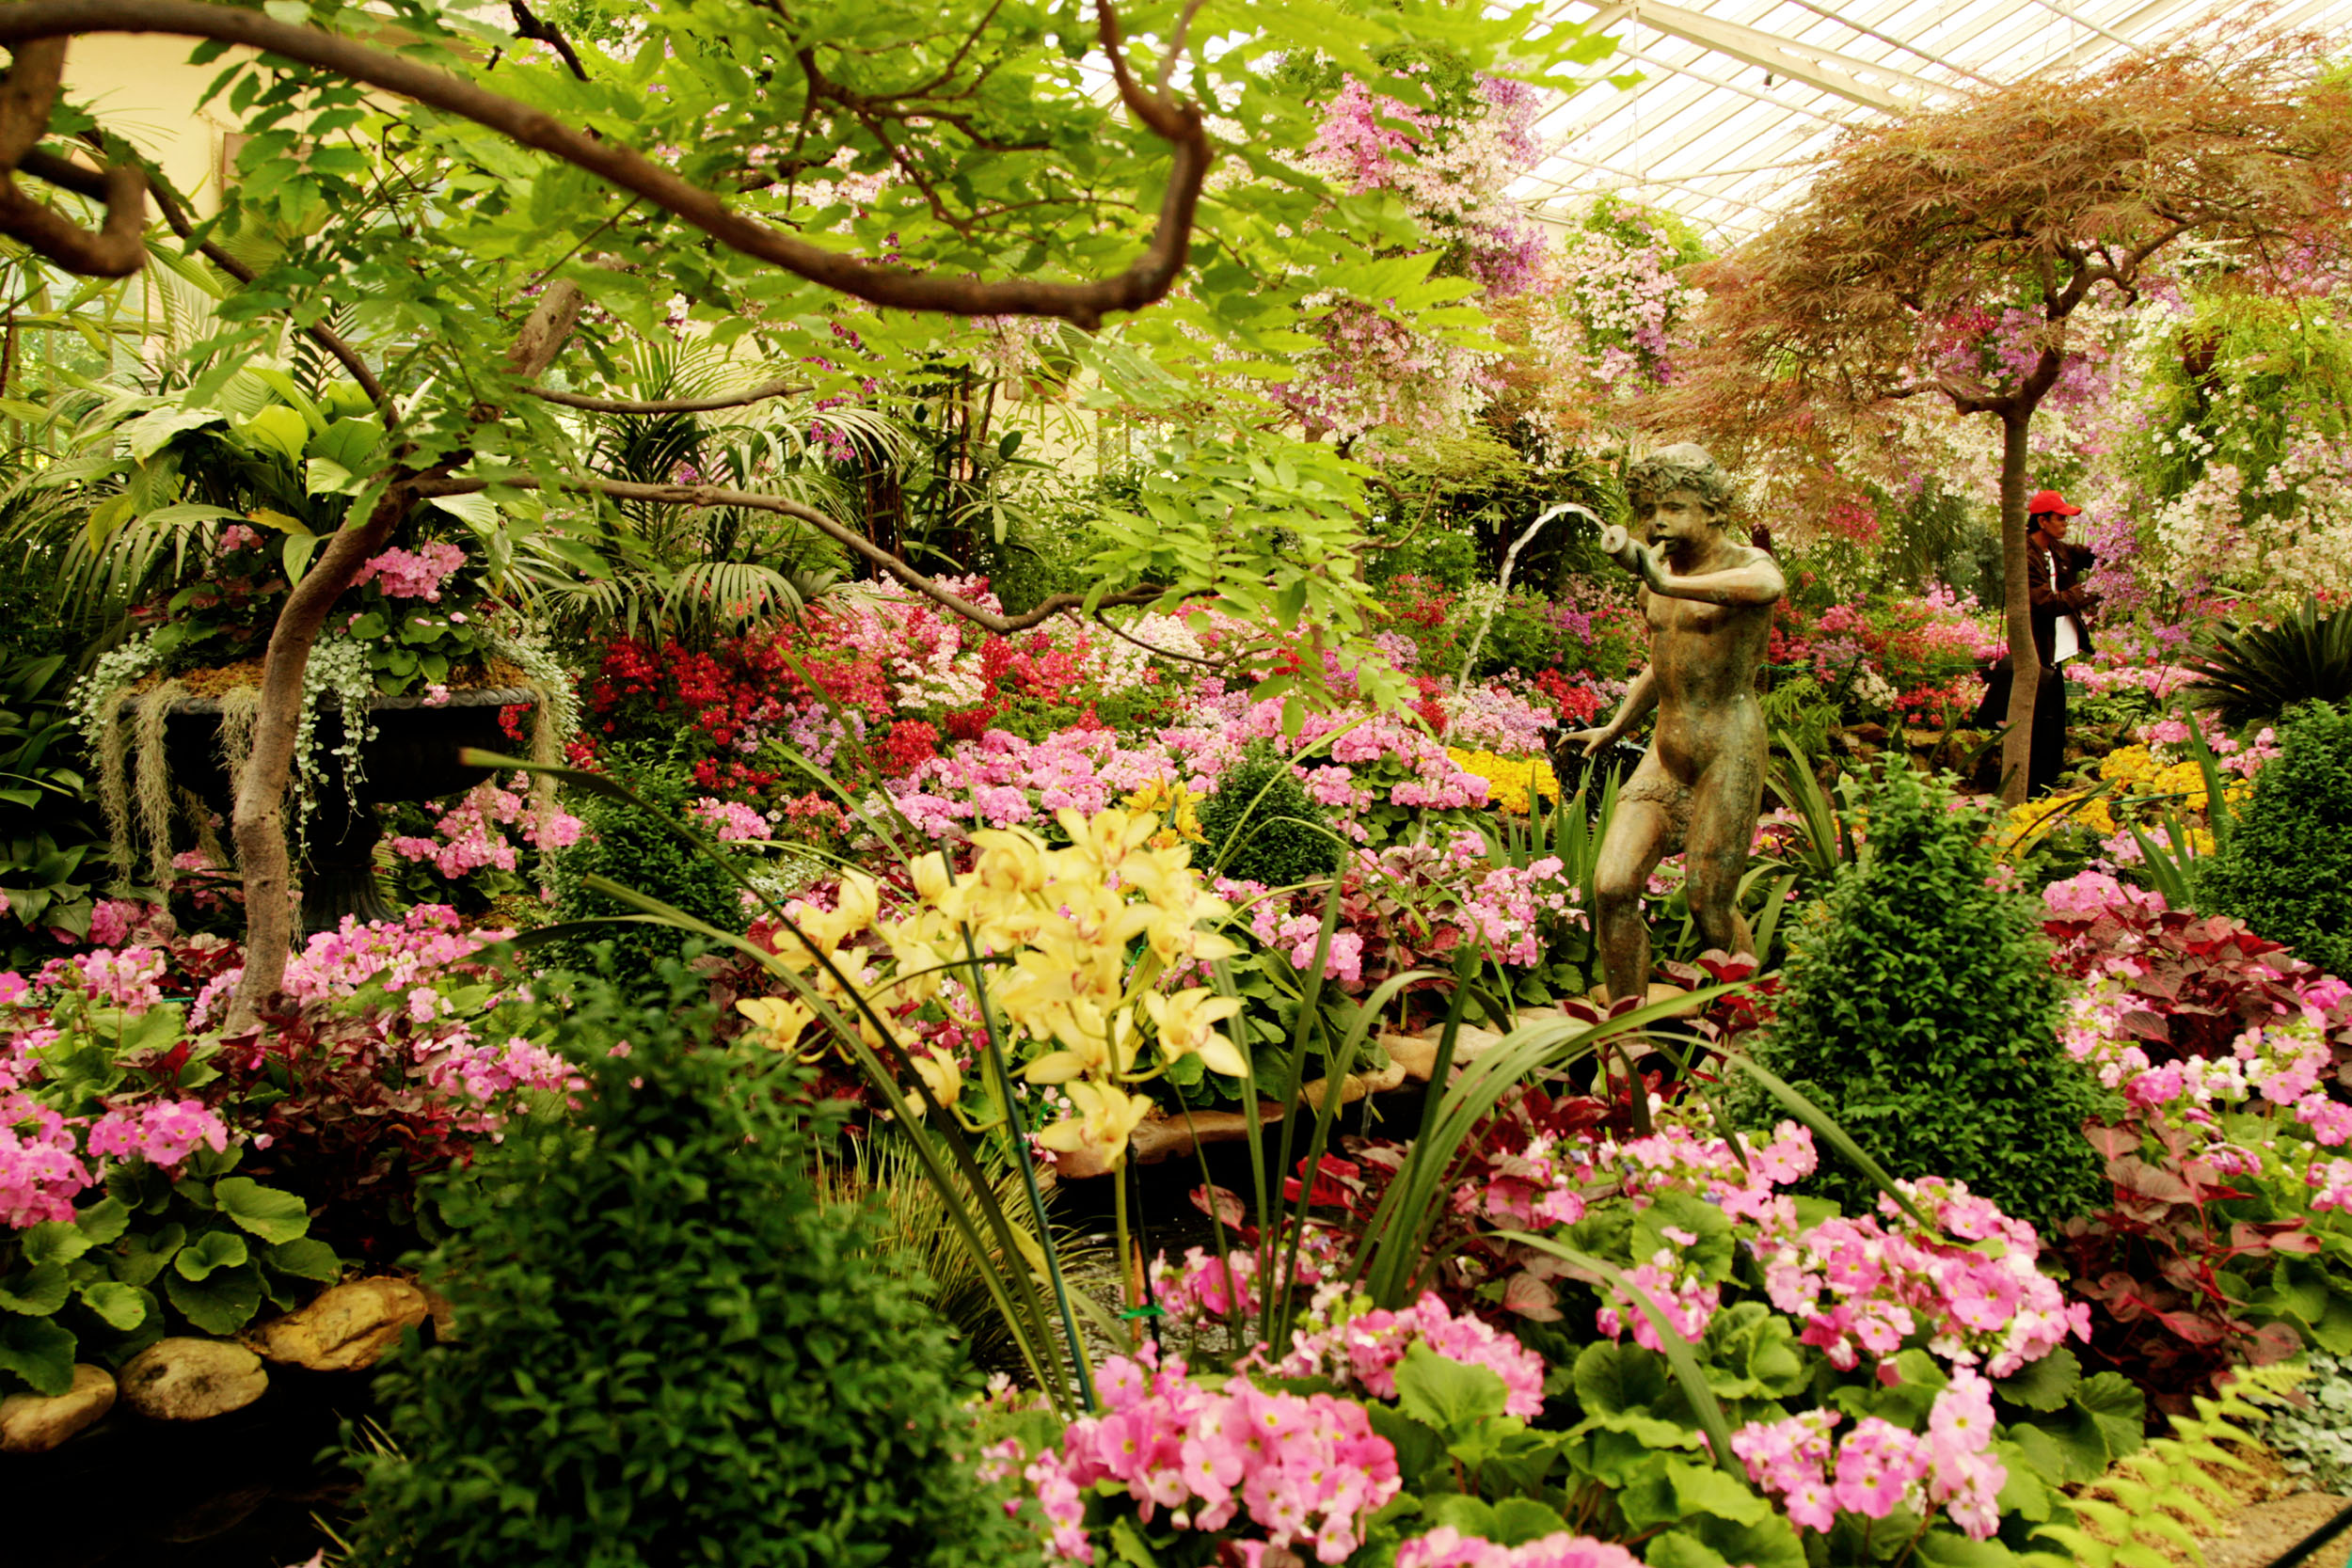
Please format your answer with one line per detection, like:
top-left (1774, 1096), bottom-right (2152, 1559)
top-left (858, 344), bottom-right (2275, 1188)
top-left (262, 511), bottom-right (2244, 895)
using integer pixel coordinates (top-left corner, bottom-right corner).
top-left (0, 0), bottom-right (1212, 327)
top-left (0, 40), bottom-right (144, 273)
top-left (223, 280), bottom-right (587, 1029)
top-left (411, 467), bottom-right (1163, 633)
top-left (525, 375), bottom-right (811, 415)
top-left (17, 146), bottom-right (397, 415)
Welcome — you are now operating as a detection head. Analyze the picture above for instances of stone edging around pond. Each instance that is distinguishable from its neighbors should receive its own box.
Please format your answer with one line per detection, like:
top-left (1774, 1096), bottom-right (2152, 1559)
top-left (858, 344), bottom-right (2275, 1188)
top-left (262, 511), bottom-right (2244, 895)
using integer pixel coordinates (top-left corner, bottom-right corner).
top-left (0, 1277), bottom-right (439, 1456)
top-left (1052, 984), bottom-right (1706, 1181)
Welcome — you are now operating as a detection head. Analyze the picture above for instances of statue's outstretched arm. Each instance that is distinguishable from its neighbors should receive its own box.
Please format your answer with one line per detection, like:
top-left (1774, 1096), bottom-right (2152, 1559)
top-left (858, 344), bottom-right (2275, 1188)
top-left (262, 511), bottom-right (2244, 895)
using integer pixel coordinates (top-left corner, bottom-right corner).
top-left (1638, 552), bottom-right (1786, 607)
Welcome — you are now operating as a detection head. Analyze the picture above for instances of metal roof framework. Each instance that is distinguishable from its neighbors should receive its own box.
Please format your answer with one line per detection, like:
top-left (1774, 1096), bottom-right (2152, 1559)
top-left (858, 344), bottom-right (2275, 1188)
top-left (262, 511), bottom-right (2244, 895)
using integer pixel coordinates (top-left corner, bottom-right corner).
top-left (1510, 0), bottom-right (2352, 244)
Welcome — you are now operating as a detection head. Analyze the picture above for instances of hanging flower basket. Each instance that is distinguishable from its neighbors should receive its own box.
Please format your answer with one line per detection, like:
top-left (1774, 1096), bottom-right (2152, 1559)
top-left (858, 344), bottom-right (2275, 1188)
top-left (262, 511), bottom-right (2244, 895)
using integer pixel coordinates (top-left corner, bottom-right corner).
top-left (121, 685), bottom-right (539, 929)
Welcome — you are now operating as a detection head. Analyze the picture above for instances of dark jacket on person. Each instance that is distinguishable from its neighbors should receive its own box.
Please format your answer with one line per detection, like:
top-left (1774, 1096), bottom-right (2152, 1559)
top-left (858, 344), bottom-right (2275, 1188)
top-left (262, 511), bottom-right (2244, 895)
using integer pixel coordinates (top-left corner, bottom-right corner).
top-left (2025, 531), bottom-right (2097, 665)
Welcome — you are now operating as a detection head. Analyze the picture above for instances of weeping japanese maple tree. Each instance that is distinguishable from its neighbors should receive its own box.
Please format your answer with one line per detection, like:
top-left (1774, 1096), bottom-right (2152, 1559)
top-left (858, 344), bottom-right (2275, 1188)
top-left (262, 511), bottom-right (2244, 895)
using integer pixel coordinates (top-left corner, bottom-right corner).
top-left (1658, 20), bottom-right (2352, 802)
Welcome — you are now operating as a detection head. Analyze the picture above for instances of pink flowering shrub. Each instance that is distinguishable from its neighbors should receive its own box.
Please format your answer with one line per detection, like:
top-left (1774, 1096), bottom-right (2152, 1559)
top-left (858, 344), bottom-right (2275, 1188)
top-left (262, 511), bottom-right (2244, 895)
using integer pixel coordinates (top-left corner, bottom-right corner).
top-left (1129, 1081), bottom-right (2127, 1563)
top-left (1003, 1345), bottom-right (1402, 1565)
top-left (354, 540), bottom-right (467, 601)
top-left (2042, 870), bottom-right (2352, 1404)
top-left (14, 908), bottom-right (571, 1262)
top-left (387, 772), bottom-right (585, 885)
top-left (1396, 1530), bottom-right (1641, 1568)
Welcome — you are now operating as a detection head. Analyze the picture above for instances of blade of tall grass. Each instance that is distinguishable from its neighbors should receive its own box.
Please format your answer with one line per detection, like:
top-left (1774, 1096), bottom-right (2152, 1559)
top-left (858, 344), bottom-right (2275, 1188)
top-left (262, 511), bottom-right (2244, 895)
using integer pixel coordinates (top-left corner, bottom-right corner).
top-left (1713, 1053), bottom-right (1930, 1228)
top-left (1267, 880), bottom-right (1345, 1342)
top-left (1353, 985), bottom-right (1742, 1307)
top-left (1491, 1232), bottom-right (1740, 1474)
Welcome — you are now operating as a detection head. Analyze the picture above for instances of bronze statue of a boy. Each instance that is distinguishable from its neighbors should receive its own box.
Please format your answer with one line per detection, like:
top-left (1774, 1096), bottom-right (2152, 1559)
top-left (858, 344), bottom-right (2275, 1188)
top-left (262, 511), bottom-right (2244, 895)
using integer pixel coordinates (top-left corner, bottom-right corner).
top-left (1567, 444), bottom-right (1785, 1005)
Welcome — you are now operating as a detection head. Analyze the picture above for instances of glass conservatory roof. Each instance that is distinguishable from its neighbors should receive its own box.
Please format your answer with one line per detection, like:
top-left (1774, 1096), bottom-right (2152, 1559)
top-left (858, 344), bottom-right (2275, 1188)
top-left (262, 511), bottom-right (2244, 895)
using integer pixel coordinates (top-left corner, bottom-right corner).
top-left (1509, 0), bottom-right (2352, 242)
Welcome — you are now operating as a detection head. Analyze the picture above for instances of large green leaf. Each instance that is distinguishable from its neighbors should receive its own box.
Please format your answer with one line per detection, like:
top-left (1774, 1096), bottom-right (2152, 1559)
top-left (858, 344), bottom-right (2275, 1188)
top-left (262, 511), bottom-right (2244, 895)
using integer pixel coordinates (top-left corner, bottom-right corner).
top-left (262, 1237), bottom-right (342, 1283)
top-left (0, 1313), bottom-right (76, 1396)
top-left (213, 1178), bottom-right (310, 1244)
top-left (1393, 1339), bottom-right (1510, 1434)
top-left (173, 1228), bottom-right (250, 1283)
top-left (1994, 1346), bottom-right (2082, 1413)
top-left (78, 1280), bottom-right (151, 1332)
top-left (166, 1260), bottom-right (264, 1336)
top-left (18, 1221), bottom-right (92, 1268)
top-left (110, 1224), bottom-right (186, 1289)
top-left (73, 1196), bottom-right (132, 1246)
top-left (0, 1261), bottom-right (70, 1316)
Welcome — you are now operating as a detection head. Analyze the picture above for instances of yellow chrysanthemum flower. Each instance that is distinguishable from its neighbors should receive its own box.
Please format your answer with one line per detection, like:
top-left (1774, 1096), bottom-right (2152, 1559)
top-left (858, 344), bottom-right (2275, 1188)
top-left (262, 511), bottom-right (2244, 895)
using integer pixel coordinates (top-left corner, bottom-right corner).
top-left (1446, 748), bottom-right (1560, 816)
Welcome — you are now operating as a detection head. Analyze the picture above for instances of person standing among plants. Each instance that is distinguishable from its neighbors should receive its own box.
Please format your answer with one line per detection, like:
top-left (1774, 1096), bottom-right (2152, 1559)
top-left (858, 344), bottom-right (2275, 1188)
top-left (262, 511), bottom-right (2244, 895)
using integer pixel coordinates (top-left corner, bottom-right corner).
top-left (1567, 445), bottom-right (1784, 1006)
top-left (1975, 490), bottom-right (2099, 797)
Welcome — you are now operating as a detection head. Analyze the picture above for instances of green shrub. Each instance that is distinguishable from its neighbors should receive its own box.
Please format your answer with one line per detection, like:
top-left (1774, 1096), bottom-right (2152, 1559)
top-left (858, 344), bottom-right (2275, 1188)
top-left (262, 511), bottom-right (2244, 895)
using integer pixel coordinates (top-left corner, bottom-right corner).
top-left (2197, 699), bottom-right (2352, 977)
top-left (349, 964), bottom-right (1017, 1568)
top-left (1198, 745), bottom-right (1342, 888)
top-left (546, 743), bottom-right (741, 976)
top-left (1736, 761), bottom-right (2112, 1234)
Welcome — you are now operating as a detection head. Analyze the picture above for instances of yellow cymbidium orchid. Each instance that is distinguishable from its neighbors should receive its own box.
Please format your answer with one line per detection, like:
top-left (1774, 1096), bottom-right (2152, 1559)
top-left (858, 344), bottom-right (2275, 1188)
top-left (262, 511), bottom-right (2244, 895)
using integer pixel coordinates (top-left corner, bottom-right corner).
top-left (907, 1045), bottom-right (964, 1115)
top-left (1142, 988), bottom-right (1247, 1078)
top-left (1035, 1080), bottom-right (1153, 1159)
top-left (736, 995), bottom-right (815, 1053)
top-left (738, 807), bottom-right (1255, 1169)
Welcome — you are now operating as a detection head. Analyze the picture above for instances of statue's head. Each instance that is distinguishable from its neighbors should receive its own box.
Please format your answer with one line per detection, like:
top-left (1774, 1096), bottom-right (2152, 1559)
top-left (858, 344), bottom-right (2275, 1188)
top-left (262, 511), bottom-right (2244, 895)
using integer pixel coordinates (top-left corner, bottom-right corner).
top-left (1625, 444), bottom-right (1736, 527)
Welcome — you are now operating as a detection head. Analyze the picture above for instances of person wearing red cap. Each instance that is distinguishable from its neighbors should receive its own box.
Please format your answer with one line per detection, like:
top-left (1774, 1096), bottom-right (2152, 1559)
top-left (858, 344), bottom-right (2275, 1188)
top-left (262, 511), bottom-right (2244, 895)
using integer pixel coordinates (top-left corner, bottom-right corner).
top-left (1975, 490), bottom-right (2100, 796)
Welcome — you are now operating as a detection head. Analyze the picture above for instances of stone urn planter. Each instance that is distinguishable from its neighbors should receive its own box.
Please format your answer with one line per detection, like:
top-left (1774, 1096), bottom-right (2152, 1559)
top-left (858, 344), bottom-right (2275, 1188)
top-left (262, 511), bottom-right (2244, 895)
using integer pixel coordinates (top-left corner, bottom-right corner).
top-left (139, 685), bottom-right (536, 929)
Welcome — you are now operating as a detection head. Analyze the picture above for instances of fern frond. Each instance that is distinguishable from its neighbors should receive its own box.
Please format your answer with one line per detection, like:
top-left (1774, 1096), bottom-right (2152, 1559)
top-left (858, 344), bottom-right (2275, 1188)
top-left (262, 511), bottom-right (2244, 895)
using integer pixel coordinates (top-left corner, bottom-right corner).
top-left (2034, 1361), bottom-right (2306, 1568)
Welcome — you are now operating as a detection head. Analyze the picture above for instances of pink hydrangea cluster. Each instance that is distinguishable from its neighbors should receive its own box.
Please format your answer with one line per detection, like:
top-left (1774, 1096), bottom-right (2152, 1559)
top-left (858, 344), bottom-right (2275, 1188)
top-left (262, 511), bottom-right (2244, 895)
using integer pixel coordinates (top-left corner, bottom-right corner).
top-left (2133, 708), bottom-right (2282, 778)
top-left (1148, 1222), bottom-right (1357, 1331)
top-left (1733, 1368), bottom-right (2007, 1539)
top-left (1600, 1120), bottom-right (1820, 1226)
top-left (1152, 1244), bottom-right (1267, 1325)
top-left (0, 1095), bottom-right (89, 1227)
top-left (1395, 1527), bottom-right (1642, 1568)
top-left (1594, 1251), bottom-right (1723, 1353)
top-left (1249, 908), bottom-right (1367, 985)
top-left (689, 797), bottom-right (772, 842)
top-left (283, 905), bottom-right (512, 1007)
top-left (353, 540), bottom-right (467, 601)
top-left (1022, 1347), bottom-right (1401, 1565)
top-left (1273, 1291), bottom-right (1548, 1418)
top-left (84, 897), bottom-right (152, 948)
top-left (1753, 1178), bottom-right (2088, 1380)
top-left (420, 1032), bottom-right (575, 1107)
top-left (83, 1098), bottom-right (229, 1166)
top-left (36, 946), bottom-right (168, 1012)
top-left (2312, 1156), bottom-right (2352, 1213)
top-left (1458, 1121), bottom-right (1817, 1332)
top-left (893, 726), bottom-right (1181, 835)
top-left (386, 775), bottom-right (584, 880)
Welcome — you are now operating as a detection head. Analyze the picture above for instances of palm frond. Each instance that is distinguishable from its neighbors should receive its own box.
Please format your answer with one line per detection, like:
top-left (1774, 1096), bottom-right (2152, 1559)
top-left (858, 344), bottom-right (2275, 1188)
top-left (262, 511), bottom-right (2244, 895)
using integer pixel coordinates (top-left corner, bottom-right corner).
top-left (2183, 598), bottom-right (2352, 729)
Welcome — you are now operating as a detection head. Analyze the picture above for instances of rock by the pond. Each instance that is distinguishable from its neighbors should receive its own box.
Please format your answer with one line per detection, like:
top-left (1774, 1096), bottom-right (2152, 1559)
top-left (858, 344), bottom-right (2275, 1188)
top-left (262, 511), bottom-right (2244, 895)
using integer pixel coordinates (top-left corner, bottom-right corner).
top-left (246, 1277), bottom-right (430, 1372)
top-left (118, 1338), bottom-right (268, 1421)
top-left (0, 1364), bottom-right (117, 1453)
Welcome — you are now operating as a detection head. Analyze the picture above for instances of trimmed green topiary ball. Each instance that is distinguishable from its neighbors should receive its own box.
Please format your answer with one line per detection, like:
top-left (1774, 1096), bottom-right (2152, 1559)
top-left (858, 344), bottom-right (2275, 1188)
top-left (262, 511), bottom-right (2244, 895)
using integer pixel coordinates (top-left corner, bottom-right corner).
top-left (1737, 761), bottom-right (2113, 1234)
top-left (2196, 700), bottom-right (2352, 980)
top-left (1197, 745), bottom-right (1342, 888)
top-left (348, 964), bottom-right (1019, 1568)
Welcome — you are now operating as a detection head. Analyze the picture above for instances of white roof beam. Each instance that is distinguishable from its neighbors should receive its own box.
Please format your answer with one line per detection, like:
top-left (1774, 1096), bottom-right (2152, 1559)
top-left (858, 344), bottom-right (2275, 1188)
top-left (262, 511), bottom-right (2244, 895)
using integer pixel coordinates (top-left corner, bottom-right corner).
top-left (1774, 0), bottom-right (2002, 85)
top-left (1565, 0), bottom-right (1932, 110)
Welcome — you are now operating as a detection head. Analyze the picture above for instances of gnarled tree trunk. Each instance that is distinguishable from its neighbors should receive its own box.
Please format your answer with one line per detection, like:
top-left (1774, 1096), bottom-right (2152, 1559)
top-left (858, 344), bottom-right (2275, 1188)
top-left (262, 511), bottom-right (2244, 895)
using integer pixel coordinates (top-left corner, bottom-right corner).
top-left (1996, 409), bottom-right (2040, 807)
top-left (223, 281), bottom-right (586, 1030)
